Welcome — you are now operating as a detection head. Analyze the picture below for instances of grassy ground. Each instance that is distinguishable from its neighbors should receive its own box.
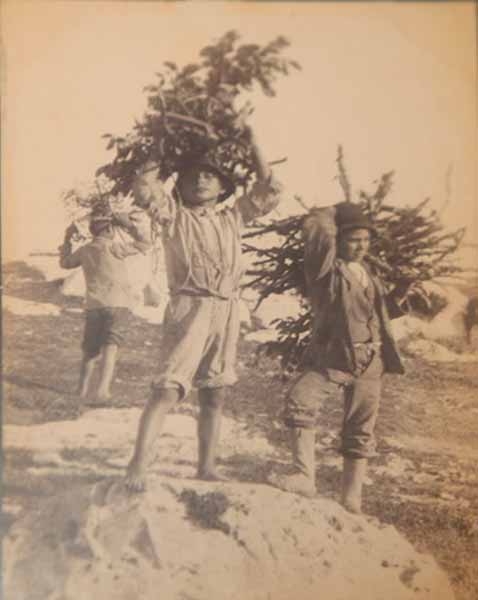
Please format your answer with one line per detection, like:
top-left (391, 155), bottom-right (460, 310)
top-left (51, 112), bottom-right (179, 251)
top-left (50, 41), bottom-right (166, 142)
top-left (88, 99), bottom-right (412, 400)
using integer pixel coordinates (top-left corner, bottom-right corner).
top-left (3, 262), bottom-right (478, 599)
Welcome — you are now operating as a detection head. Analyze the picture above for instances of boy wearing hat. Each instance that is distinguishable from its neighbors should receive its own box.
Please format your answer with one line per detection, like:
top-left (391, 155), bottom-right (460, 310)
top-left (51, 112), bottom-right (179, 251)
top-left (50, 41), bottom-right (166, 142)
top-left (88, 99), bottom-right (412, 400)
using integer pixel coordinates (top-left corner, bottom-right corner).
top-left (125, 124), bottom-right (282, 491)
top-left (59, 204), bottom-right (151, 405)
top-left (271, 202), bottom-right (411, 513)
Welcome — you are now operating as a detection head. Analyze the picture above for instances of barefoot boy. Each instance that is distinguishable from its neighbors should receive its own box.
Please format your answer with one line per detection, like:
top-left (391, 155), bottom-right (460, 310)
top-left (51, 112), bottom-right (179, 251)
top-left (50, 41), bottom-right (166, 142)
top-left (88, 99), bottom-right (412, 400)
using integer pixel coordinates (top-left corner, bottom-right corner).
top-left (125, 124), bottom-right (282, 491)
top-left (59, 203), bottom-right (151, 405)
top-left (271, 202), bottom-right (411, 514)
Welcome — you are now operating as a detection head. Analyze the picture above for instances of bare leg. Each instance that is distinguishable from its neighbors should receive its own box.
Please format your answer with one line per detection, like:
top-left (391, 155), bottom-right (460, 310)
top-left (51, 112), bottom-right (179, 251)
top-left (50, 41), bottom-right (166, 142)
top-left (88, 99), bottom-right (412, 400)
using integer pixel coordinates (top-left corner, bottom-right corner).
top-left (125, 387), bottom-right (180, 492)
top-left (77, 353), bottom-right (99, 398)
top-left (197, 387), bottom-right (228, 481)
top-left (96, 343), bottom-right (118, 401)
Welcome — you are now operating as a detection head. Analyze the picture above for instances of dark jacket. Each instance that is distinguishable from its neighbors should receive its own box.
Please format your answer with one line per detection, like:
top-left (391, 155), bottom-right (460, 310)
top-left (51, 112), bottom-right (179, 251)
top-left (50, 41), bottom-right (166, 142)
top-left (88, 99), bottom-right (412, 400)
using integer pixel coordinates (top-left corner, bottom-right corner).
top-left (302, 206), bottom-right (405, 376)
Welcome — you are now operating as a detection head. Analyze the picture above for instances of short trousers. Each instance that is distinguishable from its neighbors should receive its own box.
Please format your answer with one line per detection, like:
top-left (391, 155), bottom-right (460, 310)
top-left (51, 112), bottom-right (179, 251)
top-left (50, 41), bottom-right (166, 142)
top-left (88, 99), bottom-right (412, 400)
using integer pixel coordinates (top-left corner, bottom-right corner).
top-left (82, 307), bottom-right (130, 358)
top-left (152, 294), bottom-right (240, 398)
top-left (283, 350), bottom-right (384, 459)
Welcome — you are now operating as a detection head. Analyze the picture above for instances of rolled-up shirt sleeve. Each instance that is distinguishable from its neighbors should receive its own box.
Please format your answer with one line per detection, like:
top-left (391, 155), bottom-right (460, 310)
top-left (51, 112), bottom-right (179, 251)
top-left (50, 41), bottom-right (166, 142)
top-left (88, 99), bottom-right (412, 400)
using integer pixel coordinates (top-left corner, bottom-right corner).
top-left (132, 163), bottom-right (176, 232)
top-left (234, 175), bottom-right (283, 226)
top-left (303, 206), bottom-right (337, 283)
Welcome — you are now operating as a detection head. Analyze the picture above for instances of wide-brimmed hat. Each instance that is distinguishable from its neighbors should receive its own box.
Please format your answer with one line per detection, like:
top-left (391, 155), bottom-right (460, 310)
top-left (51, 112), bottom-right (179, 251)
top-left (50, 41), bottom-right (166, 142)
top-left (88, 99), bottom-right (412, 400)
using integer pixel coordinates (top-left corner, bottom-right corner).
top-left (175, 155), bottom-right (235, 203)
top-left (336, 203), bottom-right (375, 234)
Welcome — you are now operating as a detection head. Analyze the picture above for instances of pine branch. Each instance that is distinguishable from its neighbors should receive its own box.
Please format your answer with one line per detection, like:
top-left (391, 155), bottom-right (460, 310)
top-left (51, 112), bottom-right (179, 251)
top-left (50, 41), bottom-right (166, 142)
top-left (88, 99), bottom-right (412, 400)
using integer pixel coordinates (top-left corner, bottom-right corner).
top-left (243, 168), bottom-right (464, 371)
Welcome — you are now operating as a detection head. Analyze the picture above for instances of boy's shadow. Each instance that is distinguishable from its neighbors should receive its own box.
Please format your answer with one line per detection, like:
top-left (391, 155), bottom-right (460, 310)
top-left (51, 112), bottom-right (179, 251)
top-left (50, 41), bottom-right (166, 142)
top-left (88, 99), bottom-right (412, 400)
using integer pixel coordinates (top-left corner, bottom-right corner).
top-left (221, 454), bottom-right (341, 498)
top-left (220, 454), bottom-right (278, 485)
top-left (3, 374), bottom-right (72, 396)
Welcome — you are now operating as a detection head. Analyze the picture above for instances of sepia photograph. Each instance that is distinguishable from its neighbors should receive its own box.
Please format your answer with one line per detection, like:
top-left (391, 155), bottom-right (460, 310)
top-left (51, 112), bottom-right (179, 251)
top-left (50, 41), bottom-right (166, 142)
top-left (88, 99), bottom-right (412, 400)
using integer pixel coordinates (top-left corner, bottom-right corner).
top-left (2, 1), bottom-right (477, 599)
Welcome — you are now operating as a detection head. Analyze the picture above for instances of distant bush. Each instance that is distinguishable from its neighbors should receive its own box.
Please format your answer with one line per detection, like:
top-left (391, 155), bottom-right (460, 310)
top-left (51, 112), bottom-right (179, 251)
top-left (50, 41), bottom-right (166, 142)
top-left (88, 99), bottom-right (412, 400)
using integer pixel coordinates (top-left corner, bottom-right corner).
top-left (413, 290), bottom-right (449, 319)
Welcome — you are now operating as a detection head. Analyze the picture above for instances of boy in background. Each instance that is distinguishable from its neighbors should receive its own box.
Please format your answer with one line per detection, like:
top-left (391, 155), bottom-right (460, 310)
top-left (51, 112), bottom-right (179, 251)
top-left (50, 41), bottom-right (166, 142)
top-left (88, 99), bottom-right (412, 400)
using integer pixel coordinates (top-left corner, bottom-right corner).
top-left (59, 203), bottom-right (151, 405)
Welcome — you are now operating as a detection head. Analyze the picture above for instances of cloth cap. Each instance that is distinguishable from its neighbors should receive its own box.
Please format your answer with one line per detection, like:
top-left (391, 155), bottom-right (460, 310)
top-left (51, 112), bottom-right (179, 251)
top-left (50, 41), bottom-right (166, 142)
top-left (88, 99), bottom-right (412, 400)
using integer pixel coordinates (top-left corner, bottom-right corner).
top-left (336, 203), bottom-right (375, 233)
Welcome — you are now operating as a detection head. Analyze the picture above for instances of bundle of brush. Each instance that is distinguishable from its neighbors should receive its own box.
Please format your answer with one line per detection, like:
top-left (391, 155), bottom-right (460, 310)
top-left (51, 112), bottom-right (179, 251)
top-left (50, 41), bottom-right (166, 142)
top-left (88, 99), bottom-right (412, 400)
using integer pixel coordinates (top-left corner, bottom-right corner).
top-left (244, 148), bottom-right (466, 372)
top-left (60, 177), bottom-right (123, 240)
top-left (61, 186), bottom-right (134, 245)
top-left (96, 31), bottom-right (300, 196)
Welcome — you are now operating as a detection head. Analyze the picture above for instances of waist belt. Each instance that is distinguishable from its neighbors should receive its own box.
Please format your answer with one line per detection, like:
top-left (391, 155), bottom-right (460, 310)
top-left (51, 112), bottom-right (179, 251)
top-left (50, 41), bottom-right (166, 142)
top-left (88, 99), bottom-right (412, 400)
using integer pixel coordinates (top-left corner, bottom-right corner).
top-left (353, 341), bottom-right (382, 349)
top-left (170, 290), bottom-right (239, 300)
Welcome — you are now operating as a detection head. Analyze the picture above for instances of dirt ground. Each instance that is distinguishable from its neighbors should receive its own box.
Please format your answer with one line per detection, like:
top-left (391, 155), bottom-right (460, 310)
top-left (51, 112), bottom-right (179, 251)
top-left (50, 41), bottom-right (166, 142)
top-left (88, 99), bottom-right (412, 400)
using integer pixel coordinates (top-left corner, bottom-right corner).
top-left (3, 262), bottom-right (478, 600)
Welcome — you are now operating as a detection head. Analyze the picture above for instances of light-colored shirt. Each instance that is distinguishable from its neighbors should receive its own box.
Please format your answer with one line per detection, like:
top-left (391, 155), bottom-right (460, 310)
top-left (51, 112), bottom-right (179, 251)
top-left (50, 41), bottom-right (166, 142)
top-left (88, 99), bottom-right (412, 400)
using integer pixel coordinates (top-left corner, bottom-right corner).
top-left (345, 261), bottom-right (369, 288)
top-left (133, 169), bottom-right (283, 299)
top-left (59, 231), bottom-right (150, 309)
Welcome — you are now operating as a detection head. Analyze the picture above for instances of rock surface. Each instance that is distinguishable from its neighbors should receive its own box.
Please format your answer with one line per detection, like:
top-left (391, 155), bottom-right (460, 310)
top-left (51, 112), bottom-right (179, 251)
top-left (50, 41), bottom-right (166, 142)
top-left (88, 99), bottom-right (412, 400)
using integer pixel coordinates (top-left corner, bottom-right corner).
top-left (391, 283), bottom-right (469, 342)
top-left (4, 478), bottom-right (455, 600)
top-left (4, 412), bottom-right (455, 600)
top-left (3, 295), bottom-right (61, 317)
top-left (404, 338), bottom-right (477, 363)
top-left (3, 411), bottom-right (277, 485)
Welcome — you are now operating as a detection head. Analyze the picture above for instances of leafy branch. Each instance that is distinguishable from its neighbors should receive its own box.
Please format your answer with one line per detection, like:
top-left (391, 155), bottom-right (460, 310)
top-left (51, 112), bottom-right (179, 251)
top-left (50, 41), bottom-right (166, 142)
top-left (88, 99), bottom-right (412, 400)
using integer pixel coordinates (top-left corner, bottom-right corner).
top-left (94, 31), bottom-right (300, 198)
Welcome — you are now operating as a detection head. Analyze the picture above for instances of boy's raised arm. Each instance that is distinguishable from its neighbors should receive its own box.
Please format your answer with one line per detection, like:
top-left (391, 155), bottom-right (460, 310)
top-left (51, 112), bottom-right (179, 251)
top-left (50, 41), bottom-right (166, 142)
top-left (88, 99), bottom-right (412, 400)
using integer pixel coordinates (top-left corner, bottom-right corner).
top-left (132, 160), bottom-right (176, 228)
top-left (59, 225), bottom-right (83, 269)
top-left (235, 125), bottom-right (283, 224)
top-left (112, 209), bottom-right (153, 250)
top-left (303, 205), bottom-right (338, 284)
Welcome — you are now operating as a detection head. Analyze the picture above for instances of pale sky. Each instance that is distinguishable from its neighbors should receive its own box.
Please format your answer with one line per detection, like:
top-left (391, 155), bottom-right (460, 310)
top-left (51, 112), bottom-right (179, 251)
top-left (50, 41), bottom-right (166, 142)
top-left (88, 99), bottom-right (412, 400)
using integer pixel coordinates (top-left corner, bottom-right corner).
top-left (2, 1), bottom-right (477, 260)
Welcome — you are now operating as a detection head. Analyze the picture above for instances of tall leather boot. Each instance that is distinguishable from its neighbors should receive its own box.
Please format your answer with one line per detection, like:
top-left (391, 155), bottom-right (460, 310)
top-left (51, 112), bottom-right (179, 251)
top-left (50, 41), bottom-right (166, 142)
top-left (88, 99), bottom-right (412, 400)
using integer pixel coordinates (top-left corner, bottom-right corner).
top-left (270, 427), bottom-right (317, 498)
top-left (341, 457), bottom-right (367, 514)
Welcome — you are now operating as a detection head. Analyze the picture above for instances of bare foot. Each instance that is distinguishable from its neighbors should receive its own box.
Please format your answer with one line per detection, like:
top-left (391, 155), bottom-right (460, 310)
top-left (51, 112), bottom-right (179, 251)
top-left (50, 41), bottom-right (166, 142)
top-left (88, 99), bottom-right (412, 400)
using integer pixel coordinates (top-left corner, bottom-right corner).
top-left (197, 469), bottom-right (229, 482)
top-left (125, 459), bottom-right (147, 493)
top-left (342, 499), bottom-right (362, 515)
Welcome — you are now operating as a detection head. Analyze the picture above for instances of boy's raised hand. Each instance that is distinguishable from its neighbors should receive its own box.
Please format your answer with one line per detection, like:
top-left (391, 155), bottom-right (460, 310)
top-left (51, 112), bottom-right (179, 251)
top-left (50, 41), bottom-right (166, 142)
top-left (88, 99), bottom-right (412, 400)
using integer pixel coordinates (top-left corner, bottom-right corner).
top-left (64, 223), bottom-right (78, 240)
top-left (232, 101), bottom-right (254, 137)
top-left (112, 211), bottom-right (132, 229)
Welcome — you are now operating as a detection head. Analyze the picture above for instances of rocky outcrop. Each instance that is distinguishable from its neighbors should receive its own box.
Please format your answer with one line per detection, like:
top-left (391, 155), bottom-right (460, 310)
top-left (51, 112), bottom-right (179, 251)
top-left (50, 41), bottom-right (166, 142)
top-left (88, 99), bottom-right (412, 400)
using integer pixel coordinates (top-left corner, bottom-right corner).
top-left (4, 411), bottom-right (455, 600)
top-left (5, 476), bottom-right (455, 600)
top-left (403, 338), bottom-right (477, 363)
top-left (392, 283), bottom-right (469, 342)
top-left (3, 295), bottom-right (61, 317)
